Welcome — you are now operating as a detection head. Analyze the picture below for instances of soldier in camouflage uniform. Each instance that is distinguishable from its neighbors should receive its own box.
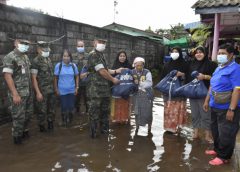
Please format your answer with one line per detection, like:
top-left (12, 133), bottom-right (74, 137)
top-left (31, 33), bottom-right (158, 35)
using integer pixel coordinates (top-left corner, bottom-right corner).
top-left (74, 40), bottom-right (88, 113)
top-left (87, 37), bottom-right (121, 138)
top-left (31, 41), bottom-right (55, 132)
top-left (2, 39), bottom-right (33, 144)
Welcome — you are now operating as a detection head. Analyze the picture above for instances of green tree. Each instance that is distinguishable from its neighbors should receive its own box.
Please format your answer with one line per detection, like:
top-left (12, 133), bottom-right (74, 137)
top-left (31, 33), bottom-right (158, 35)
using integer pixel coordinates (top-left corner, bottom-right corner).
top-left (145, 26), bottom-right (154, 33)
top-left (190, 24), bottom-right (212, 46)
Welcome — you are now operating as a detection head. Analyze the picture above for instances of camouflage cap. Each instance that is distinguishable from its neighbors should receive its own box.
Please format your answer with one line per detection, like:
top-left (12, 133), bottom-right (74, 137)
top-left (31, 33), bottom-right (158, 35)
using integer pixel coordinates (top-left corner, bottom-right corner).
top-left (18, 39), bottom-right (30, 44)
top-left (37, 41), bottom-right (50, 51)
top-left (94, 37), bottom-right (108, 42)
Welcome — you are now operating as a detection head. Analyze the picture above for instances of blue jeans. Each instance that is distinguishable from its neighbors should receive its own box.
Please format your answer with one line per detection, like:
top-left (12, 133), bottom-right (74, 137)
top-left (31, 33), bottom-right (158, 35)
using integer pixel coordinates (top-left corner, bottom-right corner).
top-left (60, 94), bottom-right (75, 113)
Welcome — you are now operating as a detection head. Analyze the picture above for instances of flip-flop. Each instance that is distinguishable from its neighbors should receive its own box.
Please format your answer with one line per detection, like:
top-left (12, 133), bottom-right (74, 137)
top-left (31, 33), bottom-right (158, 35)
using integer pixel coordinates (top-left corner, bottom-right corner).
top-left (209, 157), bottom-right (229, 166)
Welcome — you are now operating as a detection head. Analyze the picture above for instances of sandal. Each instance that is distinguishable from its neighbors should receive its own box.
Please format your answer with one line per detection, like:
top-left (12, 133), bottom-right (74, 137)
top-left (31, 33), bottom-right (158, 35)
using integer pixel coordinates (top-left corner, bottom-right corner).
top-left (209, 157), bottom-right (229, 166)
top-left (205, 150), bottom-right (217, 156)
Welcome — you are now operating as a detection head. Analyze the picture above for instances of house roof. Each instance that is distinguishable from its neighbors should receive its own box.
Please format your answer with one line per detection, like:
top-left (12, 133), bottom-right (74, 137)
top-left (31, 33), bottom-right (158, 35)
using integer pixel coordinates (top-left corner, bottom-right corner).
top-left (103, 23), bottom-right (163, 43)
top-left (192, 0), bottom-right (240, 9)
top-left (191, 0), bottom-right (240, 37)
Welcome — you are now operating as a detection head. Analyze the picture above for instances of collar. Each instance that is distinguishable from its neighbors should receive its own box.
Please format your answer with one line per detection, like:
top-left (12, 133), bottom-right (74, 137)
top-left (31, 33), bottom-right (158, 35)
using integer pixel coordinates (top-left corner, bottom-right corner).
top-left (62, 62), bottom-right (72, 66)
top-left (14, 48), bottom-right (25, 56)
top-left (219, 60), bottom-right (235, 69)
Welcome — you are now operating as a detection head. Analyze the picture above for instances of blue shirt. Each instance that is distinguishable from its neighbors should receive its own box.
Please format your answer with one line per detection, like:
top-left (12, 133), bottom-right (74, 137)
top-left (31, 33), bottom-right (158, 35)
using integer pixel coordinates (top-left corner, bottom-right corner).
top-left (54, 62), bottom-right (79, 95)
top-left (210, 61), bottom-right (240, 109)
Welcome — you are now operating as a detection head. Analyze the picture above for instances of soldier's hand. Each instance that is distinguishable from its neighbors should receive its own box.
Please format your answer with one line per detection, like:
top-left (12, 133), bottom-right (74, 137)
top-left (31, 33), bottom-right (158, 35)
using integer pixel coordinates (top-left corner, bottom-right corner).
top-left (112, 78), bottom-right (120, 85)
top-left (13, 94), bottom-right (22, 105)
top-left (36, 93), bottom-right (43, 102)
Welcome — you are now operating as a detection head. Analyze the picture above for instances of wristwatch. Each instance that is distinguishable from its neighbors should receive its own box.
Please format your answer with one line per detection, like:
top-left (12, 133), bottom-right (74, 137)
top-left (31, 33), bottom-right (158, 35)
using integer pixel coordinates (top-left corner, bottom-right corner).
top-left (228, 108), bottom-right (235, 112)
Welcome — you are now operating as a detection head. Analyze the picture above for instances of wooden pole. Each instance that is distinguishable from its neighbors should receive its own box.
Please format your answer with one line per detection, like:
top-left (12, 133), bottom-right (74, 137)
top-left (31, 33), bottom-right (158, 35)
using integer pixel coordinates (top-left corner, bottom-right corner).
top-left (212, 13), bottom-right (221, 61)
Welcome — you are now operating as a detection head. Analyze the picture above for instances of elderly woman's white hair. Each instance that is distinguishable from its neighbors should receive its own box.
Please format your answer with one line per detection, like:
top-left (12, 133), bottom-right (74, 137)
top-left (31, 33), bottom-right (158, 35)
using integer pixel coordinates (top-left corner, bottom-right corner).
top-left (132, 57), bottom-right (145, 67)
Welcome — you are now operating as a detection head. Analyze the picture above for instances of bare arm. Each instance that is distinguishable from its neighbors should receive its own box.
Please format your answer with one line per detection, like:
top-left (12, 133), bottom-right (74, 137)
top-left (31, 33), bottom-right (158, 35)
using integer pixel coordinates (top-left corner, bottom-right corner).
top-left (99, 68), bottom-right (119, 85)
top-left (54, 76), bottom-right (59, 96)
top-left (226, 88), bottom-right (240, 121)
top-left (108, 68), bottom-right (123, 75)
top-left (4, 73), bottom-right (21, 105)
top-left (74, 75), bottom-right (79, 95)
top-left (203, 86), bottom-right (211, 112)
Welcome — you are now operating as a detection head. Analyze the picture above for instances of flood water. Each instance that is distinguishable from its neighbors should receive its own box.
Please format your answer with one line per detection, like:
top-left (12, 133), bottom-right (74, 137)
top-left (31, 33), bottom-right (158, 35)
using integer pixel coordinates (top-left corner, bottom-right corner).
top-left (0, 96), bottom-right (235, 172)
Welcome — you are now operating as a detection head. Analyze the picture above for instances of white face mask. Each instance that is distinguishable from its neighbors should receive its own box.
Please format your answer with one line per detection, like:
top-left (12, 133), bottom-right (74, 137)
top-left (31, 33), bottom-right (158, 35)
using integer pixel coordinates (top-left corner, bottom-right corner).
top-left (96, 43), bottom-right (106, 52)
top-left (217, 54), bottom-right (228, 65)
top-left (17, 44), bottom-right (29, 53)
top-left (170, 52), bottom-right (179, 60)
top-left (42, 51), bottom-right (50, 58)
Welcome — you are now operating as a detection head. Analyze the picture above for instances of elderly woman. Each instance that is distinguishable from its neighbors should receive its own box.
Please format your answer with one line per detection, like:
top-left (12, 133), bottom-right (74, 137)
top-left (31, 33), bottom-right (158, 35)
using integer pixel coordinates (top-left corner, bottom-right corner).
top-left (132, 57), bottom-right (153, 134)
top-left (203, 44), bottom-right (240, 166)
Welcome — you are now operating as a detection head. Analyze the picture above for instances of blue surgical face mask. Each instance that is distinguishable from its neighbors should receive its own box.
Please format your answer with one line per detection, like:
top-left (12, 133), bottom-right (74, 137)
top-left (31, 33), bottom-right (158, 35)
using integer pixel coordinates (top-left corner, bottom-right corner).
top-left (42, 51), bottom-right (50, 58)
top-left (217, 54), bottom-right (228, 65)
top-left (77, 47), bottom-right (85, 53)
top-left (17, 44), bottom-right (29, 53)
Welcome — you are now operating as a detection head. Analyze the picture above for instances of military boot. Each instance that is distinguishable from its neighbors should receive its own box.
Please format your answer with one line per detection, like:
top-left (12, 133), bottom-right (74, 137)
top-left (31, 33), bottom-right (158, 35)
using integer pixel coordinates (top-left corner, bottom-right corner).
top-left (13, 136), bottom-right (22, 145)
top-left (100, 122), bottom-right (109, 134)
top-left (39, 125), bottom-right (47, 132)
top-left (48, 121), bottom-right (54, 130)
top-left (90, 121), bottom-right (98, 138)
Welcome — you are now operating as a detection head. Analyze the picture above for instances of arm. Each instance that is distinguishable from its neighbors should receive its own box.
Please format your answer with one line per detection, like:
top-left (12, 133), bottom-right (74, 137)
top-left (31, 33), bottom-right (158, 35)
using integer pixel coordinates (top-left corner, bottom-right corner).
top-left (197, 73), bottom-right (212, 80)
top-left (227, 67), bottom-right (240, 121)
top-left (54, 76), bottom-right (59, 96)
top-left (99, 68), bottom-right (119, 85)
top-left (74, 75), bottom-right (79, 95)
top-left (203, 86), bottom-right (211, 112)
top-left (139, 72), bottom-right (153, 89)
top-left (108, 68), bottom-right (123, 75)
top-left (32, 74), bottom-right (43, 102)
top-left (4, 73), bottom-right (21, 105)
top-left (226, 87), bottom-right (240, 121)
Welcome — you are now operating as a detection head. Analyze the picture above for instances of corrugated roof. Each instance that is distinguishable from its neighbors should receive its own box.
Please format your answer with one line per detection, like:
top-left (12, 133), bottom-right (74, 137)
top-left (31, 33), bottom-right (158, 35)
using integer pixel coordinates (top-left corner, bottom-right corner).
top-left (103, 23), bottom-right (163, 43)
top-left (192, 0), bottom-right (240, 8)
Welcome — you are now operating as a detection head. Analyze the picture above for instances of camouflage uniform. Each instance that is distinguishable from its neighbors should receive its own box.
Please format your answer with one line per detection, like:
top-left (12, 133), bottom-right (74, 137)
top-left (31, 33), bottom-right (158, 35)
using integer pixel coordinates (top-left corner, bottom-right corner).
top-left (31, 53), bottom-right (55, 129)
top-left (2, 49), bottom-right (33, 138)
top-left (74, 52), bottom-right (88, 113)
top-left (87, 49), bottom-right (111, 137)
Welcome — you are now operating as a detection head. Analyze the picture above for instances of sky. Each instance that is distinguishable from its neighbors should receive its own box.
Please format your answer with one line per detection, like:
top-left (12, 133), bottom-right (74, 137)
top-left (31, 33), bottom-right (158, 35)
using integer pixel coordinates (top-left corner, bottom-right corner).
top-left (7, 0), bottom-right (200, 31)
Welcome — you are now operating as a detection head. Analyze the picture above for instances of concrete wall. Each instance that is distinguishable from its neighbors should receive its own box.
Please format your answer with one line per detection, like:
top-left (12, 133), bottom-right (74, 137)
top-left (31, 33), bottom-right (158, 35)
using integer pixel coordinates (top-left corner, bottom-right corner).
top-left (0, 4), bottom-right (165, 124)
